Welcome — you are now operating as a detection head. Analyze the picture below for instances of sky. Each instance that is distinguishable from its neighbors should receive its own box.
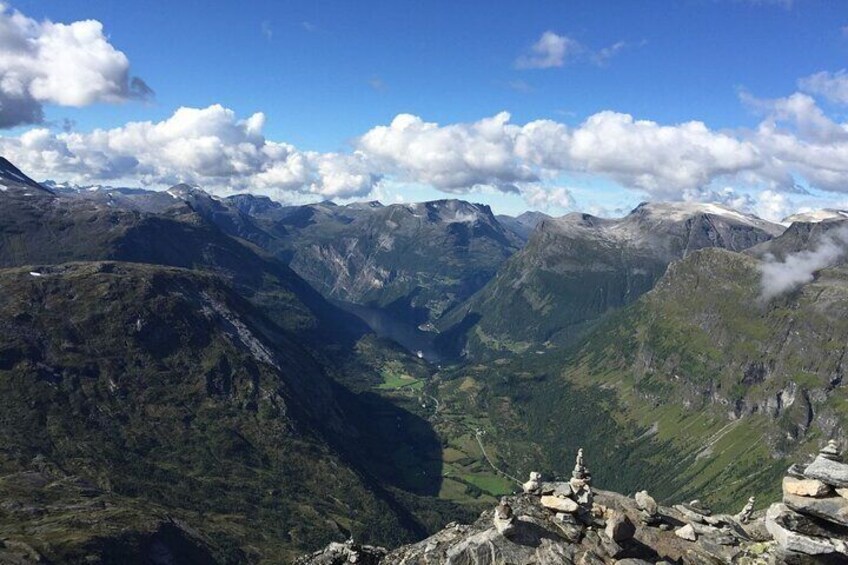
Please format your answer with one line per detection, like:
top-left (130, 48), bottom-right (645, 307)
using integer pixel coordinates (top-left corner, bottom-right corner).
top-left (1, 0), bottom-right (848, 219)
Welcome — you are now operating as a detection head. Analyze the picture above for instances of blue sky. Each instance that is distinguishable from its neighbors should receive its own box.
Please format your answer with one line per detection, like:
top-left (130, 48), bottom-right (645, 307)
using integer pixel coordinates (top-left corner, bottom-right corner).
top-left (2, 0), bottom-right (848, 218)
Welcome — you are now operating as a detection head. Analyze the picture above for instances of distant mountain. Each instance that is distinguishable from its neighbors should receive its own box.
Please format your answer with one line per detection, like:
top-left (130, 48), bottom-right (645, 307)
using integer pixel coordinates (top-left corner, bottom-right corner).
top-left (495, 210), bottom-right (551, 241)
top-left (0, 157), bottom-right (53, 193)
top-left (783, 208), bottom-right (848, 224)
top-left (439, 201), bottom-right (784, 358)
top-left (225, 198), bottom-right (524, 330)
top-left (0, 158), bottom-right (470, 561)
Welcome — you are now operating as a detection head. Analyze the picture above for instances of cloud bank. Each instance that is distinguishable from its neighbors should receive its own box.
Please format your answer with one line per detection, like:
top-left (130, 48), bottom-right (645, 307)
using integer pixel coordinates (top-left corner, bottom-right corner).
top-left (0, 2), bottom-right (150, 128)
top-left (3, 90), bottom-right (848, 205)
top-left (0, 105), bottom-right (376, 197)
top-left (759, 225), bottom-right (848, 301)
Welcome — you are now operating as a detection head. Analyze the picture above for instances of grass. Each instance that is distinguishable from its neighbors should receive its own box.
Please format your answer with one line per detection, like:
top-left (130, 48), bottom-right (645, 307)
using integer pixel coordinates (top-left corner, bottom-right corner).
top-left (376, 360), bottom-right (425, 390)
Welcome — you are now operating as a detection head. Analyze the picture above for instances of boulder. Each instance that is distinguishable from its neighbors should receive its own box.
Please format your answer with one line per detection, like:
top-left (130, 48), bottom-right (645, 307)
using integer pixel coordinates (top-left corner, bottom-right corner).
top-left (766, 504), bottom-right (838, 556)
top-left (541, 495), bottom-right (579, 513)
top-left (634, 491), bottom-right (658, 516)
top-left (804, 456), bottom-right (848, 488)
top-left (783, 476), bottom-right (832, 497)
top-left (783, 492), bottom-right (848, 527)
top-left (675, 524), bottom-right (697, 541)
top-left (767, 502), bottom-right (848, 538)
top-left (674, 504), bottom-right (708, 524)
top-left (604, 511), bottom-right (636, 542)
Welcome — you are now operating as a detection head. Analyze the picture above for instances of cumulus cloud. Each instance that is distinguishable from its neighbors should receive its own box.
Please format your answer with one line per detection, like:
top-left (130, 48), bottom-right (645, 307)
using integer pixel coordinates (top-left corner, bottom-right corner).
top-left (515, 31), bottom-right (581, 69)
top-left (0, 104), bottom-right (377, 197)
top-left (354, 111), bottom-right (770, 198)
top-left (759, 225), bottom-right (848, 301)
top-left (516, 32), bottom-right (633, 70)
top-left (522, 185), bottom-right (574, 211)
top-left (0, 3), bottom-right (151, 128)
top-left (7, 76), bottom-right (848, 209)
top-left (799, 70), bottom-right (848, 105)
top-left (754, 189), bottom-right (790, 222)
top-left (566, 111), bottom-right (765, 196)
top-left (357, 112), bottom-right (537, 192)
top-left (750, 93), bottom-right (848, 193)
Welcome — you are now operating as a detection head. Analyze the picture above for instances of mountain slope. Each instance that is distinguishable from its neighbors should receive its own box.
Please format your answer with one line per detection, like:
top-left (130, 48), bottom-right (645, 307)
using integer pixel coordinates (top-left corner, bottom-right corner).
top-left (440, 202), bottom-right (783, 358)
top-left (226, 198), bottom-right (523, 328)
top-left (430, 241), bottom-right (848, 514)
top-left (0, 262), bottom-right (458, 562)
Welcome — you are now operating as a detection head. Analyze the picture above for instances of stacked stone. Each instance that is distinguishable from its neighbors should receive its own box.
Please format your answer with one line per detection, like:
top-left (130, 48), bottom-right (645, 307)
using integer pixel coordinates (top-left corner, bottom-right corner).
top-left (766, 440), bottom-right (848, 562)
top-left (634, 490), bottom-right (665, 528)
top-left (536, 448), bottom-right (595, 519)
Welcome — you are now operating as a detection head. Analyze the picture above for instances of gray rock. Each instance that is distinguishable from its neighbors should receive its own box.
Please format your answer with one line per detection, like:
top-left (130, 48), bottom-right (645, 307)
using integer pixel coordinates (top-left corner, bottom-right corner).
top-left (604, 511), bottom-right (636, 542)
top-left (820, 439), bottom-right (843, 462)
top-left (783, 476), bottom-right (832, 497)
top-left (541, 495), bottom-right (579, 513)
top-left (634, 490), bottom-right (658, 516)
top-left (787, 463), bottom-right (808, 478)
top-left (675, 524), bottom-right (697, 541)
top-left (523, 471), bottom-right (542, 494)
top-left (674, 504), bottom-right (708, 524)
top-left (804, 456), bottom-right (848, 488)
top-left (574, 486), bottom-right (594, 506)
top-left (766, 503), bottom-right (837, 556)
top-left (494, 500), bottom-right (516, 535)
top-left (784, 492), bottom-right (848, 527)
top-left (767, 502), bottom-right (848, 538)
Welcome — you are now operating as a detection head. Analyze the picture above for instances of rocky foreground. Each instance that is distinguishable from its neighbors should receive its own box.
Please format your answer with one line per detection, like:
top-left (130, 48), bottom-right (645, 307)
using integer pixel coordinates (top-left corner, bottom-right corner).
top-left (298, 444), bottom-right (848, 564)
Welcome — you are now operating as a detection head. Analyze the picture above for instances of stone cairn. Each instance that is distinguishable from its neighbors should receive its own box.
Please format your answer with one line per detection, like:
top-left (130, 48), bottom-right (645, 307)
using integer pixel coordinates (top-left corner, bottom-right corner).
top-left (766, 439), bottom-right (848, 561)
top-left (507, 448), bottom-right (637, 550)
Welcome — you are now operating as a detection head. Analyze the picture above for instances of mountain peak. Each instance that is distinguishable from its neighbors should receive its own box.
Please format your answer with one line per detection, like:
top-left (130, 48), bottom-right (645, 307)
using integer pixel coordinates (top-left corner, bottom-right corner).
top-left (0, 157), bottom-right (54, 194)
top-left (782, 208), bottom-right (848, 224)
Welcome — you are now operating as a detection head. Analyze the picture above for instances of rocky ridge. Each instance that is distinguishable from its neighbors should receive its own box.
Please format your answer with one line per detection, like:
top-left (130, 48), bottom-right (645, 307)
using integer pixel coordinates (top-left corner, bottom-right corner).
top-left (297, 447), bottom-right (814, 564)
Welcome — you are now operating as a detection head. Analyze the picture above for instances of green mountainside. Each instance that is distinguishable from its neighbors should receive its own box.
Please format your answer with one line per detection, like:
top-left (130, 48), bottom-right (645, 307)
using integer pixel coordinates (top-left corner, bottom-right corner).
top-left (439, 202), bottom-right (782, 359)
top-left (0, 262), bottom-right (461, 562)
top-left (4, 158), bottom-right (848, 563)
top-left (429, 242), bottom-right (848, 516)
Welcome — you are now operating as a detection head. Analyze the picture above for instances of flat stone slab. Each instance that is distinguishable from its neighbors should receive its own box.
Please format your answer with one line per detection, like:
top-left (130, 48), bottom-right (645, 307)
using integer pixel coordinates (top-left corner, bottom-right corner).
top-left (784, 492), bottom-right (848, 527)
top-left (804, 456), bottom-right (848, 488)
top-left (541, 495), bottom-right (579, 514)
top-left (766, 502), bottom-right (848, 539)
top-left (784, 476), bottom-right (833, 498)
top-left (766, 503), bottom-right (838, 556)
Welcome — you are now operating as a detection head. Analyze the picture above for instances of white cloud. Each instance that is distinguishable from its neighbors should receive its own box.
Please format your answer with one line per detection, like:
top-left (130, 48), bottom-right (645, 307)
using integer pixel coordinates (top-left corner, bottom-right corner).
top-left (515, 31), bottom-right (581, 69)
top-left (515, 32), bottom-right (632, 70)
top-left (565, 111), bottom-right (765, 197)
top-left (356, 112), bottom-right (537, 192)
top-left (7, 76), bottom-right (848, 211)
top-left (522, 185), bottom-right (574, 211)
top-left (754, 189), bottom-right (790, 222)
top-left (799, 70), bottom-right (848, 105)
top-left (0, 3), bottom-right (150, 128)
top-left (0, 104), bottom-right (377, 197)
top-left (759, 225), bottom-right (848, 301)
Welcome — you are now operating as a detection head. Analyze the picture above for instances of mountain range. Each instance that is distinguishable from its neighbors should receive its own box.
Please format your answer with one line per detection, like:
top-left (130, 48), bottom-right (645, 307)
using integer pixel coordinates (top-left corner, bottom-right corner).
top-left (2, 156), bottom-right (848, 563)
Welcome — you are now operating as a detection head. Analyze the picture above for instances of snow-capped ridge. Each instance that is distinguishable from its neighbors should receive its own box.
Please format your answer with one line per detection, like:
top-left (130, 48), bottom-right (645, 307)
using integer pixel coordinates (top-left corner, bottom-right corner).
top-left (783, 209), bottom-right (848, 224)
